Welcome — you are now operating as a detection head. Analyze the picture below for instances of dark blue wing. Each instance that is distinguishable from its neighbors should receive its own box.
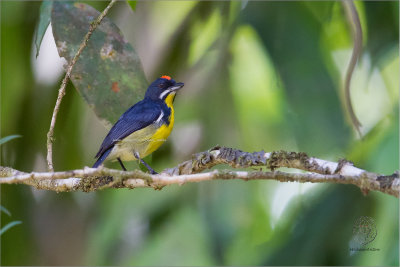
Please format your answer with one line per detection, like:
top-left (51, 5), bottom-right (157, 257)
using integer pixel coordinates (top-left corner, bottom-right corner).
top-left (95, 99), bottom-right (162, 158)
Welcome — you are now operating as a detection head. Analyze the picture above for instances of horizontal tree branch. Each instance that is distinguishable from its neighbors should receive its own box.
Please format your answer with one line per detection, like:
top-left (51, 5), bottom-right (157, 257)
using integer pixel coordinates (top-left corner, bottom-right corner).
top-left (1, 146), bottom-right (399, 197)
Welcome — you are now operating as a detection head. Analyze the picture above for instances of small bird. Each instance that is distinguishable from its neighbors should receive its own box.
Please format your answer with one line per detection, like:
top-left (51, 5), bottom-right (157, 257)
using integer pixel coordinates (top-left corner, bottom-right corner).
top-left (93, 75), bottom-right (184, 174)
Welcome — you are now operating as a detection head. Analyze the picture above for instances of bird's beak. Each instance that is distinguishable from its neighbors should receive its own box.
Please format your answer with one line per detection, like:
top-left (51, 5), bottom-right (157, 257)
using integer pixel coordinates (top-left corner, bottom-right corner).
top-left (168, 82), bottom-right (184, 91)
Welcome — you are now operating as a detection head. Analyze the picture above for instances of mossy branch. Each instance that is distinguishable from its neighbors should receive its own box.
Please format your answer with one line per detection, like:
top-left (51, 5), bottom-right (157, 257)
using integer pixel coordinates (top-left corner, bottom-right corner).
top-left (1, 146), bottom-right (399, 198)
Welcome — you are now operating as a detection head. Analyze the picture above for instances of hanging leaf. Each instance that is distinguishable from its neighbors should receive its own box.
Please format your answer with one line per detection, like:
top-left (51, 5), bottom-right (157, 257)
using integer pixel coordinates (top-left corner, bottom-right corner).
top-left (0, 135), bottom-right (22, 146)
top-left (34, 1), bottom-right (53, 58)
top-left (51, 2), bottom-right (148, 127)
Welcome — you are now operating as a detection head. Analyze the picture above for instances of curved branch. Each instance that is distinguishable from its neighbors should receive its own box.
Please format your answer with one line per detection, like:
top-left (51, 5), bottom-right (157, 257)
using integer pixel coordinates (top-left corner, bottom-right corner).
top-left (46, 0), bottom-right (117, 172)
top-left (1, 147), bottom-right (399, 197)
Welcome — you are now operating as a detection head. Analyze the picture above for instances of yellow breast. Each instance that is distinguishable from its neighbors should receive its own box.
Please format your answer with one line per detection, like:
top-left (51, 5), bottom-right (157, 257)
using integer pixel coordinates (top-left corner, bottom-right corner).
top-left (143, 92), bottom-right (175, 156)
top-left (108, 93), bottom-right (176, 161)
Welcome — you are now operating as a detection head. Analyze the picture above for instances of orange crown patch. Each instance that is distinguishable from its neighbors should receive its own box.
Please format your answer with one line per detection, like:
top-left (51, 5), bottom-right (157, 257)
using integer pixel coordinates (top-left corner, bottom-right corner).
top-left (161, 75), bottom-right (171, 80)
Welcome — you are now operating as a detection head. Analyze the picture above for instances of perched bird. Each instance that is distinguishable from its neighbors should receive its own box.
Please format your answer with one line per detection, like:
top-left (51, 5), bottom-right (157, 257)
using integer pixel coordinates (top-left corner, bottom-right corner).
top-left (93, 75), bottom-right (184, 174)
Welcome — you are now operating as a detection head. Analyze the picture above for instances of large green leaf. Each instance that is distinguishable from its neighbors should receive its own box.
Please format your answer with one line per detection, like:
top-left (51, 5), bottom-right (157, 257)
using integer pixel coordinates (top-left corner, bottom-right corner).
top-left (34, 1), bottom-right (52, 58)
top-left (51, 2), bottom-right (148, 127)
top-left (364, 1), bottom-right (399, 68)
top-left (261, 186), bottom-right (375, 265)
top-left (242, 2), bottom-right (350, 155)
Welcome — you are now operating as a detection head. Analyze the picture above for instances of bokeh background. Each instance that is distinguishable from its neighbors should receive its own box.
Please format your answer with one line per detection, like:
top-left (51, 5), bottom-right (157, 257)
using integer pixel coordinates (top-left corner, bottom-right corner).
top-left (1, 1), bottom-right (399, 265)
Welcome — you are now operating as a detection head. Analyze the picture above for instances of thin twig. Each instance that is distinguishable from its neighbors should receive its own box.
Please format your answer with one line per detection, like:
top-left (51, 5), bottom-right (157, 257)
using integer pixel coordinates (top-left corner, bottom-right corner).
top-left (2, 147), bottom-right (399, 197)
top-left (342, 0), bottom-right (363, 137)
top-left (46, 0), bottom-right (117, 171)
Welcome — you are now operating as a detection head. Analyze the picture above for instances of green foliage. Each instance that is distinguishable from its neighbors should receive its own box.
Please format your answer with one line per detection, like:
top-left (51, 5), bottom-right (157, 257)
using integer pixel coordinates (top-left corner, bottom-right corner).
top-left (242, 2), bottom-right (350, 155)
top-left (1, 1), bottom-right (398, 266)
top-left (127, 0), bottom-right (136, 12)
top-left (364, 1), bottom-right (399, 67)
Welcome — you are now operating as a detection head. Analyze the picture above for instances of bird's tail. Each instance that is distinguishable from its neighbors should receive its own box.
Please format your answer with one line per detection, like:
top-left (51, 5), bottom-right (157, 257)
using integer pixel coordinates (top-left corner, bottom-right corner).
top-left (93, 148), bottom-right (112, 168)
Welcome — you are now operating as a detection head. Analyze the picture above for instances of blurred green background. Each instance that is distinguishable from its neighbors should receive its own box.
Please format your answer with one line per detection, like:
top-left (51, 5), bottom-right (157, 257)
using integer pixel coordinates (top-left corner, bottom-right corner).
top-left (1, 1), bottom-right (399, 265)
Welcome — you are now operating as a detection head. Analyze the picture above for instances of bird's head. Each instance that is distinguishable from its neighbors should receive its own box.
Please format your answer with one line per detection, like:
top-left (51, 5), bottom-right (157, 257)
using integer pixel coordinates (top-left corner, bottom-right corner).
top-left (145, 75), bottom-right (184, 101)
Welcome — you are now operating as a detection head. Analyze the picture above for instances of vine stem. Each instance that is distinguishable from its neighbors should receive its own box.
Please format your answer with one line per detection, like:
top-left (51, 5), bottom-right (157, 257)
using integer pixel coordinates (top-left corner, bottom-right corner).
top-left (46, 0), bottom-right (117, 171)
top-left (342, 0), bottom-right (363, 137)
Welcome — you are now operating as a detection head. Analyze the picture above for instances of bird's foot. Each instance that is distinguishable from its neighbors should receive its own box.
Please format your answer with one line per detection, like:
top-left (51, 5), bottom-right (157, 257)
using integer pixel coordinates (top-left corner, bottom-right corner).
top-left (134, 152), bottom-right (158, 174)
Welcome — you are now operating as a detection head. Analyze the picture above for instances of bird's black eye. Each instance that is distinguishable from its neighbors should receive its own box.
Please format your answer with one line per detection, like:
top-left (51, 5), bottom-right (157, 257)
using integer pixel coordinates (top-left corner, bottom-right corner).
top-left (158, 83), bottom-right (165, 88)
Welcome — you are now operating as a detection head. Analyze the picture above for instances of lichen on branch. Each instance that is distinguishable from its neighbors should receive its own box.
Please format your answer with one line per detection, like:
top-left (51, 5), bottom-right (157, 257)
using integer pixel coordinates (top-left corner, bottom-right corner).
top-left (1, 146), bottom-right (399, 198)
